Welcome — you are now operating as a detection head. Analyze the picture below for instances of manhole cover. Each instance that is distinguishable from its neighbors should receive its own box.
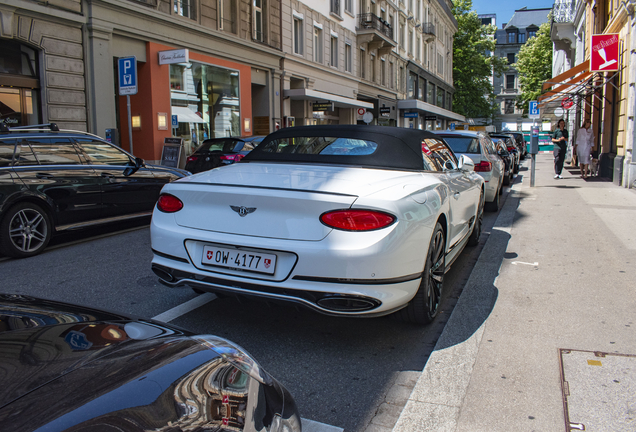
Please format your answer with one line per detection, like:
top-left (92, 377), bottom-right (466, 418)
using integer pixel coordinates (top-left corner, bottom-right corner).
top-left (559, 349), bottom-right (636, 431)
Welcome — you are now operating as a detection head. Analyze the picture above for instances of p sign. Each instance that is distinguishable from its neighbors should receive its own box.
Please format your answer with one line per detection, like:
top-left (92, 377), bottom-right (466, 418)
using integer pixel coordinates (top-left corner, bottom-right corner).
top-left (528, 101), bottom-right (539, 118)
top-left (118, 57), bottom-right (138, 95)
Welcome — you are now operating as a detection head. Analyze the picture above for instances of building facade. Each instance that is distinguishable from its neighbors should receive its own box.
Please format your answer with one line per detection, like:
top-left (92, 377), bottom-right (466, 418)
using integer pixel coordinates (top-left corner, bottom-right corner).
top-left (493, 7), bottom-right (551, 133)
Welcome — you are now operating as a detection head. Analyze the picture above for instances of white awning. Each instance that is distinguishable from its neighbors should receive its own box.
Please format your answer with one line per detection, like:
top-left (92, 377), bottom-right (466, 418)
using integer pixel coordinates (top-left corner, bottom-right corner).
top-left (397, 100), bottom-right (466, 122)
top-left (284, 89), bottom-right (374, 109)
top-left (171, 106), bottom-right (206, 124)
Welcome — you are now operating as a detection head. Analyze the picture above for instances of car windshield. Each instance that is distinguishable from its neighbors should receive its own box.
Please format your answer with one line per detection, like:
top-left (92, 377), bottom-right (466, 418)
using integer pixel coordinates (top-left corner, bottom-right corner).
top-left (440, 137), bottom-right (480, 154)
top-left (258, 136), bottom-right (378, 156)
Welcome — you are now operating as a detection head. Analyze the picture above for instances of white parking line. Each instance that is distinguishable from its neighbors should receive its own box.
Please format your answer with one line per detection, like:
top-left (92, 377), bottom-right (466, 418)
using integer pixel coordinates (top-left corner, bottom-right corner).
top-left (152, 293), bottom-right (217, 322)
top-left (301, 419), bottom-right (344, 432)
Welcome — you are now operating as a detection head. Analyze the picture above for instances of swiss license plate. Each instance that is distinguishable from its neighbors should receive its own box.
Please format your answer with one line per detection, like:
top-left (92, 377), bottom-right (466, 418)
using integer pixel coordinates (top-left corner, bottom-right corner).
top-left (202, 246), bottom-right (277, 274)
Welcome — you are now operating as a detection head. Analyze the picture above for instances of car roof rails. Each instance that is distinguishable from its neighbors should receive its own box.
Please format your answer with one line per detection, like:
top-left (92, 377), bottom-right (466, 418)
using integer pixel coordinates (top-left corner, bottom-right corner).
top-left (7, 123), bottom-right (60, 131)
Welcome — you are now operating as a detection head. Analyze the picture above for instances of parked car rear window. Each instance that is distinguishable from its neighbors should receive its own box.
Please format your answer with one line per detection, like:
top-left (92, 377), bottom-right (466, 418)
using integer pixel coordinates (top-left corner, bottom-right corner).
top-left (259, 136), bottom-right (378, 156)
top-left (197, 139), bottom-right (241, 153)
top-left (0, 140), bottom-right (15, 167)
top-left (440, 137), bottom-right (480, 154)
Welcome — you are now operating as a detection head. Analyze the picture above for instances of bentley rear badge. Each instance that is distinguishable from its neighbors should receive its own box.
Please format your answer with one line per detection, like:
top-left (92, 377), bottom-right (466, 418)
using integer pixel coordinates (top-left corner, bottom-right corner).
top-left (230, 206), bottom-right (257, 217)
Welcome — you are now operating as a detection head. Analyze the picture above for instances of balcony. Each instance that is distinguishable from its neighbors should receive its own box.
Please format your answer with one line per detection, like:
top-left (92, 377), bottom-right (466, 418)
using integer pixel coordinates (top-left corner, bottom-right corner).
top-left (357, 13), bottom-right (397, 53)
top-left (420, 22), bottom-right (435, 42)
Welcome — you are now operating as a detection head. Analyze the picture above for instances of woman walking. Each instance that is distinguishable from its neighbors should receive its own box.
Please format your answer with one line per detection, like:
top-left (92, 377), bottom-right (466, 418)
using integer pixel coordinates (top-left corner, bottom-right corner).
top-left (552, 119), bottom-right (569, 179)
top-left (576, 119), bottom-right (594, 179)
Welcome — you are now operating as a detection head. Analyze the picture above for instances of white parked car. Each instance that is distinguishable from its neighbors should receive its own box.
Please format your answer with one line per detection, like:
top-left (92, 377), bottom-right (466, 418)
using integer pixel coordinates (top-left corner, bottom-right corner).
top-left (150, 126), bottom-right (484, 324)
top-left (434, 130), bottom-right (505, 212)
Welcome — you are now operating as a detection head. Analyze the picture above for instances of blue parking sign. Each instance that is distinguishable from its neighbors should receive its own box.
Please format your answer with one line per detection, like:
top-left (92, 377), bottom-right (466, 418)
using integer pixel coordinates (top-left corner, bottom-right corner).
top-left (172, 115), bottom-right (178, 127)
top-left (118, 57), bottom-right (138, 96)
top-left (528, 101), bottom-right (539, 118)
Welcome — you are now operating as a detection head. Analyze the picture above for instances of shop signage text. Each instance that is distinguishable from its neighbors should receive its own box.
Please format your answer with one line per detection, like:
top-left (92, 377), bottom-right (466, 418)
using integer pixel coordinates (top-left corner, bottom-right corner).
top-left (424, 115), bottom-right (437, 121)
top-left (313, 102), bottom-right (334, 112)
top-left (404, 112), bottom-right (418, 118)
top-left (159, 49), bottom-right (190, 65)
top-left (380, 107), bottom-right (391, 117)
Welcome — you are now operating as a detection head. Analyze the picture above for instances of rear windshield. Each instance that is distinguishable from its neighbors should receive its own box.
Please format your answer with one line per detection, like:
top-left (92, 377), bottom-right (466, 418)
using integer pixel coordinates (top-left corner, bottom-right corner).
top-left (258, 136), bottom-right (378, 156)
top-left (440, 137), bottom-right (480, 154)
top-left (197, 139), bottom-right (242, 153)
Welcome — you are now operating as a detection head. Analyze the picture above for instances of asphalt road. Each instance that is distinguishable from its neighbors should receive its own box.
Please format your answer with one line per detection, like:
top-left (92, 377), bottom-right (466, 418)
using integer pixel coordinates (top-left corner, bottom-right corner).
top-left (0, 183), bottom-right (513, 431)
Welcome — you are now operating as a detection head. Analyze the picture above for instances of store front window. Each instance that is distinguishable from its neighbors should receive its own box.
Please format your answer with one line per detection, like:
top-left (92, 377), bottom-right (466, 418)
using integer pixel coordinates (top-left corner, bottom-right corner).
top-left (170, 61), bottom-right (240, 155)
top-left (0, 40), bottom-right (41, 127)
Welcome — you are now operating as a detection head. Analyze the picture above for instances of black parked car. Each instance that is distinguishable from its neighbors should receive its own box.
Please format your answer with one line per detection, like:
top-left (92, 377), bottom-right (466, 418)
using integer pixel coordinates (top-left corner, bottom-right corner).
top-left (185, 136), bottom-right (265, 174)
top-left (0, 293), bottom-right (301, 432)
top-left (493, 139), bottom-right (513, 186)
top-left (0, 123), bottom-right (190, 258)
top-left (489, 133), bottom-right (520, 174)
top-left (507, 131), bottom-right (528, 158)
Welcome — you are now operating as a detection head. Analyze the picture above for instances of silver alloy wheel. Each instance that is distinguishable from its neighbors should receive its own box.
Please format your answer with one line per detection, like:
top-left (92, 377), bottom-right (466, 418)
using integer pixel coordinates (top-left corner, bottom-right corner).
top-left (8, 207), bottom-right (49, 253)
top-left (427, 228), bottom-right (445, 317)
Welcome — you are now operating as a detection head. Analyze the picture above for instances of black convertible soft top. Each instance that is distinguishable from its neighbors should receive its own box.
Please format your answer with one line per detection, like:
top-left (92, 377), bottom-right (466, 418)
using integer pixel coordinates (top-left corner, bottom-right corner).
top-left (242, 125), bottom-right (441, 170)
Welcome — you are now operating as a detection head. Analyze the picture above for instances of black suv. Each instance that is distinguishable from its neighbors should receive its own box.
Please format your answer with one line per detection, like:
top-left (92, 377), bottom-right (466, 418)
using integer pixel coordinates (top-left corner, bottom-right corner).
top-left (0, 124), bottom-right (190, 258)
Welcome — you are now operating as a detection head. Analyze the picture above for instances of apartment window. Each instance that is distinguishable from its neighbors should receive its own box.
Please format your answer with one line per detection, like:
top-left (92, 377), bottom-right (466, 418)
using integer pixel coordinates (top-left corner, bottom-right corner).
top-left (446, 92), bottom-right (451, 111)
top-left (399, 65), bottom-right (404, 91)
top-left (360, 48), bottom-right (366, 78)
top-left (506, 74), bottom-right (515, 89)
top-left (507, 53), bottom-right (515, 65)
top-left (331, 0), bottom-right (341, 17)
top-left (418, 77), bottom-right (425, 100)
top-left (408, 0), bottom-right (413, 14)
top-left (371, 54), bottom-right (376, 82)
top-left (381, 58), bottom-right (386, 86)
top-left (528, 30), bottom-right (536, 39)
top-left (174, 0), bottom-right (195, 18)
top-left (253, 0), bottom-right (263, 41)
top-left (507, 31), bottom-right (516, 43)
top-left (505, 99), bottom-right (515, 114)
top-left (518, 32), bottom-right (526, 43)
top-left (220, 0), bottom-right (237, 33)
top-left (408, 72), bottom-right (416, 99)
top-left (417, 0), bottom-right (421, 20)
top-left (345, 43), bottom-right (352, 72)
top-left (437, 52), bottom-right (443, 75)
top-left (409, 30), bottom-right (413, 56)
top-left (314, 27), bottom-right (323, 63)
top-left (427, 81), bottom-right (434, 102)
top-left (293, 17), bottom-right (304, 55)
top-left (400, 22), bottom-right (405, 48)
top-left (345, 0), bottom-right (353, 14)
top-left (331, 36), bottom-right (339, 68)
top-left (437, 88), bottom-right (444, 108)
top-left (170, 64), bottom-right (185, 90)
top-left (389, 62), bottom-right (394, 89)
top-left (416, 36), bottom-right (421, 60)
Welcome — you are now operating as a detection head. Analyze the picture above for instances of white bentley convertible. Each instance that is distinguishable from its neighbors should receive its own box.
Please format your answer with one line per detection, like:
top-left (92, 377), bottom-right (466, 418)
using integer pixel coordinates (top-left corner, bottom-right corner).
top-left (150, 125), bottom-right (484, 324)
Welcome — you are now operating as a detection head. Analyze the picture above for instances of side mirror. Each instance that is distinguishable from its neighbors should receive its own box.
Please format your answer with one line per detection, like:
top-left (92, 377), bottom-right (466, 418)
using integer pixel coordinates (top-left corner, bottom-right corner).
top-left (458, 154), bottom-right (475, 172)
top-left (135, 157), bottom-right (145, 167)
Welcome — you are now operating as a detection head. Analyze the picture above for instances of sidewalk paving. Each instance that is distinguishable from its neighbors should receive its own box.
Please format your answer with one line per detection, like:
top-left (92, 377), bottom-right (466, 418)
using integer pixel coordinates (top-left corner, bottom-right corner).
top-left (393, 153), bottom-right (636, 432)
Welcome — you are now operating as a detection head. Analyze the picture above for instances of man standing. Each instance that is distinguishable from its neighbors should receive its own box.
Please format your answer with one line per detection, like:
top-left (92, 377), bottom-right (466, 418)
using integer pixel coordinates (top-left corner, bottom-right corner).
top-left (552, 119), bottom-right (569, 179)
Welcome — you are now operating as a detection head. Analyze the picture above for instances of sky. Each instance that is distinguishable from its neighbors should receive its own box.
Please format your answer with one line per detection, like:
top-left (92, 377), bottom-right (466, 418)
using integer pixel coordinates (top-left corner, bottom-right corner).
top-left (470, 0), bottom-right (556, 28)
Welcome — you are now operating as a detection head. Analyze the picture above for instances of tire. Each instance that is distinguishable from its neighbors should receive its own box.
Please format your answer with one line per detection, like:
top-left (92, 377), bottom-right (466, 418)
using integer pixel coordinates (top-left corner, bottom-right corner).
top-left (503, 170), bottom-right (511, 186)
top-left (485, 185), bottom-right (500, 212)
top-left (467, 190), bottom-right (484, 247)
top-left (0, 202), bottom-right (52, 258)
top-left (513, 160), bottom-right (520, 174)
top-left (393, 222), bottom-right (445, 325)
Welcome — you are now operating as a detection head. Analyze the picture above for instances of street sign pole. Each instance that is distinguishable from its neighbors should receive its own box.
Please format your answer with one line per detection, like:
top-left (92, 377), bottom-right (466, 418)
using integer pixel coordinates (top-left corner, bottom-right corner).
top-left (531, 118), bottom-right (536, 187)
top-left (118, 56), bottom-right (138, 154)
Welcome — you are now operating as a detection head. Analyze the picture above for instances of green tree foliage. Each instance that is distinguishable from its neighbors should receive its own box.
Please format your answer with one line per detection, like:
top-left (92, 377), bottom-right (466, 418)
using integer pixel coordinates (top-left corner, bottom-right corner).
top-left (514, 22), bottom-right (553, 114)
top-left (452, 0), bottom-right (507, 119)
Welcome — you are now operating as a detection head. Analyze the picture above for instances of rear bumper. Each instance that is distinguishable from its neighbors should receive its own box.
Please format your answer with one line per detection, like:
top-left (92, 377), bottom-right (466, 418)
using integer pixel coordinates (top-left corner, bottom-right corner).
top-left (150, 211), bottom-right (430, 317)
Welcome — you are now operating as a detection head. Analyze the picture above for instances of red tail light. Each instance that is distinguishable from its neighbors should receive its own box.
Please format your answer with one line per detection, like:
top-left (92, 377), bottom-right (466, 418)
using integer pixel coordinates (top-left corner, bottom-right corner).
top-left (507, 146), bottom-right (515, 152)
top-left (186, 156), bottom-right (198, 162)
top-left (157, 194), bottom-right (183, 213)
top-left (320, 210), bottom-right (396, 231)
top-left (220, 154), bottom-right (245, 162)
top-left (474, 161), bottom-right (492, 172)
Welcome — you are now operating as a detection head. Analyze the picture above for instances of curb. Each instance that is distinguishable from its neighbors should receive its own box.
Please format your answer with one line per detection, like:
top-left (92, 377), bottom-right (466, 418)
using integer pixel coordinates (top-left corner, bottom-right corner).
top-left (392, 176), bottom-right (522, 431)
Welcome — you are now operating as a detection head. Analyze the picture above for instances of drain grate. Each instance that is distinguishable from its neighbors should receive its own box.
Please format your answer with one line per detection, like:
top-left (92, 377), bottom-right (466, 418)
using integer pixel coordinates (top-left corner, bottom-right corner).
top-left (559, 349), bottom-right (636, 431)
